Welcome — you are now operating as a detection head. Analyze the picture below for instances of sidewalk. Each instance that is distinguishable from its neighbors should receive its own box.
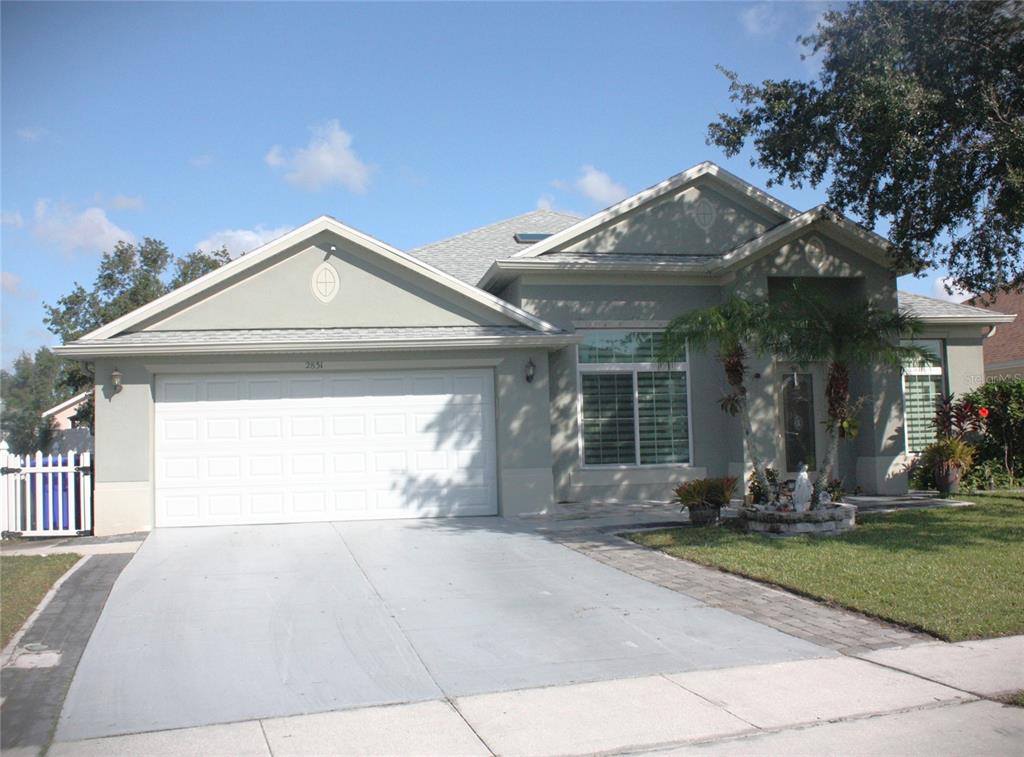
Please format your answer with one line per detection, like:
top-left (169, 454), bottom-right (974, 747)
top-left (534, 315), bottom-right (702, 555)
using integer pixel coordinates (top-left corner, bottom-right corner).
top-left (47, 635), bottom-right (1024, 756)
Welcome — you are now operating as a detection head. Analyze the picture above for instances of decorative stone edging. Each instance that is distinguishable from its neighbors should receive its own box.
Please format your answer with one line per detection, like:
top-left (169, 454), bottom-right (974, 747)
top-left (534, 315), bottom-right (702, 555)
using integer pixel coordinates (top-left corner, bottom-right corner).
top-left (741, 503), bottom-right (857, 535)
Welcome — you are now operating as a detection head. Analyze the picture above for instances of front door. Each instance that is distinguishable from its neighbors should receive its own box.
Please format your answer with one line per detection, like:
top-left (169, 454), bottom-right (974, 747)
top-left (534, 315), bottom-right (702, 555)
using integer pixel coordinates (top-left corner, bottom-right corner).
top-left (781, 371), bottom-right (818, 474)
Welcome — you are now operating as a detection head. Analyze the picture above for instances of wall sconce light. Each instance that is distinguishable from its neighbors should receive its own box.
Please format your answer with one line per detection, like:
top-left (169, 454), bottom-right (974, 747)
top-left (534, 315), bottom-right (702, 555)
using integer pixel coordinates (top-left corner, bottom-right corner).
top-left (525, 358), bottom-right (536, 383)
top-left (111, 368), bottom-right (123, 394)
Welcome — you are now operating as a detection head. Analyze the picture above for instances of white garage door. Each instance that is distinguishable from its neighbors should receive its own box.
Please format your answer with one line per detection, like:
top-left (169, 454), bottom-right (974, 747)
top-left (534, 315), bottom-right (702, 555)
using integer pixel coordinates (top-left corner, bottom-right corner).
top-left (154, 369), bottom-right (497, 527)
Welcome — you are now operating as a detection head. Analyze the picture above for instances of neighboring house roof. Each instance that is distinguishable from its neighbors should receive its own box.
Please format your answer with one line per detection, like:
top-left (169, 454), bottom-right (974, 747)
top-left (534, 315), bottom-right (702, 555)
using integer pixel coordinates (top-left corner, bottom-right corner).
top-left (965, 288), bottom-right (1024, 369)
top-left (409, 209), bottom-right (581, 284)
top-left (57, 326), bottom-right (577, 358)
top-left (41, 390), bottom-right (90, 419)
top-left (511, 162), bottom-right (800, 260)
top-left (59, 215), bottom-right (566, 353)
top-left (897, 292), bottom-right (1017, 325)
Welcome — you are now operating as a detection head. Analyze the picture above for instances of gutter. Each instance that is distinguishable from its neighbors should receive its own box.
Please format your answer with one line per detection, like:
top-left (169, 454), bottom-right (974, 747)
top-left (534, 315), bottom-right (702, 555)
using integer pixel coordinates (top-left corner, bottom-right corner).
top-left (53, 333), bottom-right (583, 359)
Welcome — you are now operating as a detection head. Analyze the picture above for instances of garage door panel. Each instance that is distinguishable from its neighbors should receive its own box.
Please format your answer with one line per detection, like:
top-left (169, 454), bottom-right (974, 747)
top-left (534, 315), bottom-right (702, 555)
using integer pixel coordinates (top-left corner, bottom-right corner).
top-left (155, 369), bottom-right (497, 527)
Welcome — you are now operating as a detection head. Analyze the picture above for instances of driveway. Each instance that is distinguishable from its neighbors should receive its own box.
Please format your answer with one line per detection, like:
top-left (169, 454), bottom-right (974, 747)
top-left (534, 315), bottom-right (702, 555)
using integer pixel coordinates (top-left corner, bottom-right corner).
top-left (56, 519), bottom-right (830, 741)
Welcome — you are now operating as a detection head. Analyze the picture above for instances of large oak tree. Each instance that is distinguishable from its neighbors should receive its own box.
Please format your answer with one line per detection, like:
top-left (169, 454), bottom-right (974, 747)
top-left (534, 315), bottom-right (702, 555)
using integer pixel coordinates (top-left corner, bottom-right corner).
top-left (43, 240), bottom-right (231, 426)
top-left (708, 0), bottom-right (1023, 295)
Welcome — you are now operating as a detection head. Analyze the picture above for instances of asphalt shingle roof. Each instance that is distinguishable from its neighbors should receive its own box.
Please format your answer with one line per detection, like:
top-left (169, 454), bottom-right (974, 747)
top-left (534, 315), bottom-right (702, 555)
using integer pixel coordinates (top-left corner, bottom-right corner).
top-left (410, 209), bottom-right (581, 284)
top-left (897, 291), bottom-right (1012, 321)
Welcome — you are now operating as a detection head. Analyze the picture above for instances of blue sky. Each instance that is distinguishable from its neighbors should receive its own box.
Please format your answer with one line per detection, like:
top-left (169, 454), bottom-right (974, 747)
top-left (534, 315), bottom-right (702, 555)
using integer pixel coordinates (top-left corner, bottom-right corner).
top-left (1, 1), bottom-right (954, 367)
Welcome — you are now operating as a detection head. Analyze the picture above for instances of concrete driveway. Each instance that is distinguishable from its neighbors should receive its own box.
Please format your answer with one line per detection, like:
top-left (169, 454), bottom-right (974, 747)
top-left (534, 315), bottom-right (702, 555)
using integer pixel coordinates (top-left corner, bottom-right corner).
top-left (57, 519), bottom-right (830, 741)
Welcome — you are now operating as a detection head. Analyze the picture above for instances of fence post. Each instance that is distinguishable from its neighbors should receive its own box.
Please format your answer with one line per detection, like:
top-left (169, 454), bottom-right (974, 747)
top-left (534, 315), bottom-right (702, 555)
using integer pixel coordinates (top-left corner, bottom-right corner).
top-left (81, 451), bottom-right (93, 534)
top-left (0, 440), bottom-right (10, 533)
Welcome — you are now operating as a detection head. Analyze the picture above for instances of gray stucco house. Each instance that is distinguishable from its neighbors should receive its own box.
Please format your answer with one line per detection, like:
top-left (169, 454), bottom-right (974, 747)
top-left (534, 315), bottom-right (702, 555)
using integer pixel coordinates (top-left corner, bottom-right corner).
top-left (56, 162), bottom-right (1013, 535)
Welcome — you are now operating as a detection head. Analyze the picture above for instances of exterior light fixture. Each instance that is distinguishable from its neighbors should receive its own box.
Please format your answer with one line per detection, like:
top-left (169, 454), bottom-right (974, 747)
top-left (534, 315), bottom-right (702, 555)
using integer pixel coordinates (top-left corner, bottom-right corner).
top-left (525, 358), bottom-right (536, 383)
top-left (111, 368), bottom-right (123, 394)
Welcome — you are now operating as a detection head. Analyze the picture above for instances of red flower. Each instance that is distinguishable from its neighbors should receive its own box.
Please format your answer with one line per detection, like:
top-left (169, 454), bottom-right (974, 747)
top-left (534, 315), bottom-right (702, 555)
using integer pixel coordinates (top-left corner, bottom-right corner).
top-left (979, 407), bottom-right (990, 418)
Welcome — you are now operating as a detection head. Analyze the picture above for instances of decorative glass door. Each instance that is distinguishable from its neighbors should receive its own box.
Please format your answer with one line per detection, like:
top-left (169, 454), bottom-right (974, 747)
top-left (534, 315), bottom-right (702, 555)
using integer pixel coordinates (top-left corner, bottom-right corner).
top-left (782, 373), bottom-right (816, 472)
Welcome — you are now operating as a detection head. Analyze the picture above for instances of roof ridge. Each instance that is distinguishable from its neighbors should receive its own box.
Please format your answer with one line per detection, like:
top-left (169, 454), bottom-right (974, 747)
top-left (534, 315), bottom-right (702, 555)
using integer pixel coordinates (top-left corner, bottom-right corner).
top-left (410, 209), bottom-right (582, 253)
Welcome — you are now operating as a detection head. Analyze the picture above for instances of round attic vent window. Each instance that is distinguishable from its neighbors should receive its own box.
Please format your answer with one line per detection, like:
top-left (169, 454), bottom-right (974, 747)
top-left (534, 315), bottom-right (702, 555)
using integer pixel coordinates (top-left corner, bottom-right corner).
top-left (311, 261), bottom-right (339, 304)
top-left (804, 235), bottom-right (826, 266)
top-left (694, 198), bottom-right (716, 231)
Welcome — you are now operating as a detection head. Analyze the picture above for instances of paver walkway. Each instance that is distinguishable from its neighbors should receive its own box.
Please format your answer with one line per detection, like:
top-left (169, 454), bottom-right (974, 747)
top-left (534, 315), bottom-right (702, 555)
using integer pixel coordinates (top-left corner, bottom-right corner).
top-left (552, 528), bottom-right (929, 654)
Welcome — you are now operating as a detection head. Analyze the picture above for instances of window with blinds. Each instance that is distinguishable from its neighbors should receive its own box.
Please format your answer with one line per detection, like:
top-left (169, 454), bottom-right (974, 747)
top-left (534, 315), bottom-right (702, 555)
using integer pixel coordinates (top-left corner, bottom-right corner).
top-left (578, 330), bottom-right (690, 466)
top-left (904, 374), bottom-right (943, 453)
top-left (580, 373), bottom-right (636, 464)
top-left (901, 339), bottom-right (945, 454)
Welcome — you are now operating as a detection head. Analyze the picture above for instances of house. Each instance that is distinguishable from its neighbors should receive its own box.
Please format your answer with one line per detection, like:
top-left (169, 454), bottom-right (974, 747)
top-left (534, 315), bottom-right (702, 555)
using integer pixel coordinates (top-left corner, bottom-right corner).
top-left (965, 289), bottom-right (1024, 379)
top-left (54, 162), bottom-right (1014, 535)
top-left (41, 390), bottom-right (91, 430)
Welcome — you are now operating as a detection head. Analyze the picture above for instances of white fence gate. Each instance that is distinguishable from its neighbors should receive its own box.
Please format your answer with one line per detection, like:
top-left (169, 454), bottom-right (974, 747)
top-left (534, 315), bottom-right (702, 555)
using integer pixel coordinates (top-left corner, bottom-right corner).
top-left (0, 441), bottom-right (93, 537)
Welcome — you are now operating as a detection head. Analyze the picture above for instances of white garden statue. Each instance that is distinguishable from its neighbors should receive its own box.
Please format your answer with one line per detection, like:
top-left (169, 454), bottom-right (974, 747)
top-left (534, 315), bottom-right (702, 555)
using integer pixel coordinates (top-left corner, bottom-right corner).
top-left (793, 464), bottom-right (812, 512)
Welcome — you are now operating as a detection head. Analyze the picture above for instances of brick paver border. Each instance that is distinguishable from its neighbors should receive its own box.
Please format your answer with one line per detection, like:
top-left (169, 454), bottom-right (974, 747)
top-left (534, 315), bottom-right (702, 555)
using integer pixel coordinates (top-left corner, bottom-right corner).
top-left (554, 528), bottom-right (930, 655)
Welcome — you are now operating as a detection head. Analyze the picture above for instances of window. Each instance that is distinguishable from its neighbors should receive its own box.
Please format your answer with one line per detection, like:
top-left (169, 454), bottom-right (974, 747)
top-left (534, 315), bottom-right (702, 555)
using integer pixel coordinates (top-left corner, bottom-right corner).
top-left (902, 339), bottom-right (945, 454)
top-left (782, 373), bottom-right (816, 471)
top-left (578, 330), bottom-right (690, 466)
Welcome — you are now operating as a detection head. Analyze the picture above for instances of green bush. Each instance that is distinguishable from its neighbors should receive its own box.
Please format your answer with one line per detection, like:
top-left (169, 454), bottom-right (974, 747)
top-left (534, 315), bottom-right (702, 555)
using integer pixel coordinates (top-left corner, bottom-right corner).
top-left (747, 467), bottom-right (779, 503)
top-left (962, 459), bottom-right (1018, 492)
top-left (963, 379), bottom-right (1024, 478)
top-left (673, 477), bottom-right (739, 508)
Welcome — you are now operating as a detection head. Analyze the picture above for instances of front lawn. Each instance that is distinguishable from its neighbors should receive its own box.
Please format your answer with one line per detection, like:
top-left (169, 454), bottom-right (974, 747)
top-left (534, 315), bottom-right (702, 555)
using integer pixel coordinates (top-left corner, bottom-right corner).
top-left (627, 493), bottom-right (1024, 642)
top-left (1, 554), bottom-right (82, 647)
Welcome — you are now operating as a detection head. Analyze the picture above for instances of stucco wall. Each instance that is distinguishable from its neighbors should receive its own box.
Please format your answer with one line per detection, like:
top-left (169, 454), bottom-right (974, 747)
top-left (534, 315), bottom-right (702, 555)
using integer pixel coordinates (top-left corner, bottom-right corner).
top-left (141, 232), bottom-right (516, 331)
top-left (517, 279), bottom-right (726, 502)
top-left (91, 348), bottom-right (556, 535)
top-left (561, 180), bottom-right (782, 256)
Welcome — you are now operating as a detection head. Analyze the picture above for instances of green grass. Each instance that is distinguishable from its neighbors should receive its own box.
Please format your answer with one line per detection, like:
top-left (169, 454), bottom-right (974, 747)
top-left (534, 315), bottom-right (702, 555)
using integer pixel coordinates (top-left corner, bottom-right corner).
top-left (1, 554), bottom-right (81, 647)
top-left (997, 690), bottom-right (1024, 708)
top-left (627, 493), bottom-right (1024, 642)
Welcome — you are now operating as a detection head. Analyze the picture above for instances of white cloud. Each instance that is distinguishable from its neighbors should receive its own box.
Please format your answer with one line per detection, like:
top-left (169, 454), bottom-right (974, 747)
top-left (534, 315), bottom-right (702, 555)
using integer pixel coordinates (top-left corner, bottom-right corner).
top-left (265, 120), bottom-right (372, 193)
top-left (32, 200), bottom-right (134, 255)
top-left (536, 195), bottom-right (554, 211)
top-left (16, 127), bottom-right (46, 143)
top-left (189, 153), bottom-right (214, 169)
top-left (931, 276), bottom-right (974, 303)
top-left (2, 271), bottom-right (22, 295)
top-left (110, 194), bottom-right (144, 211)
top-left (740, 3), bottom-right (783, 36)
top-left (1, 209), bottom-right (24, 228)
top-left (575, 165), bottom-right (629, 206)
top-left (194, 225), bottom-right (293, 258)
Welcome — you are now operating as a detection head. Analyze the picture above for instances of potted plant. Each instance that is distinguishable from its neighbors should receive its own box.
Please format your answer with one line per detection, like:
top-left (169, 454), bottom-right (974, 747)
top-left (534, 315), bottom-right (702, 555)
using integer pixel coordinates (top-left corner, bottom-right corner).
top-left (920, 437), bottom-right (975, 495)
top-left (672, 477), bottom-right (739, 526)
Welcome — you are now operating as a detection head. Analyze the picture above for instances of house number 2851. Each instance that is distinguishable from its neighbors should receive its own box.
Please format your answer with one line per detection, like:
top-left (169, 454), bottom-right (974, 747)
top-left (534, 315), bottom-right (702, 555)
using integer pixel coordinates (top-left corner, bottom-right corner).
top-left (304, 360), bottom-right (324, 370)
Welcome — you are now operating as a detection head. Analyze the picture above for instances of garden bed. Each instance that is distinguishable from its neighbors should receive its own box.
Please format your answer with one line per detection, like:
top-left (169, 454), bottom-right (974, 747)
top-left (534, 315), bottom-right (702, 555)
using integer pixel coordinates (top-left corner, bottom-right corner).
top-left (740, 504), bottom-right (856, 536)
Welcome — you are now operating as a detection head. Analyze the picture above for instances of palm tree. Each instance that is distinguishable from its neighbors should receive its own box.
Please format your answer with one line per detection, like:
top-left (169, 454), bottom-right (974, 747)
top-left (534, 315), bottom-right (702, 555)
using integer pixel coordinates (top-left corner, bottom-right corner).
top-left (766, 281), bottom-right (925, 504)
top-left (658, 297), bottom-right (775, 501)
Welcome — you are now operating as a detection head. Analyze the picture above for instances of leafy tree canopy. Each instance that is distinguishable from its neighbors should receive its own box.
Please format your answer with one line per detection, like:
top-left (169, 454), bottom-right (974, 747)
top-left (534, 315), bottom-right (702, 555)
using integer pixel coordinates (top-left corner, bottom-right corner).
top-left (0, 347), bottom-right (70, 454)
top-left (708, 0), bottom-right (1024, 295)
top-left (43, 239), bottom-right (231, 420)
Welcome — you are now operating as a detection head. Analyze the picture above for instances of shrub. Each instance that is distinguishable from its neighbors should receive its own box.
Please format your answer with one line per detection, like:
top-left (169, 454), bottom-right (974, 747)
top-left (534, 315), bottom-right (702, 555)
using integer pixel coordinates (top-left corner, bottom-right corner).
top-left (963, 379), bottom-right (1024, 480)
top-left (824, 478), bottom-right (846, 503)
top-left (962, 459), bottom-right (1017, 492)
top-left (748, 467), bottom-right (779, 504)
top-left (932, 393), bottom-right (983, 441)
top-left (673, 477), bottom-right (739, 509)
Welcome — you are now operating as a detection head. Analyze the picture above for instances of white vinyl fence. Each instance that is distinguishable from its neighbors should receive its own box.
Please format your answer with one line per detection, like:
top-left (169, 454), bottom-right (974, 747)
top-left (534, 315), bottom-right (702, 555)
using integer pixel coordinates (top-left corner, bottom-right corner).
top-left (0, 441), bottom-right (93, 537)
